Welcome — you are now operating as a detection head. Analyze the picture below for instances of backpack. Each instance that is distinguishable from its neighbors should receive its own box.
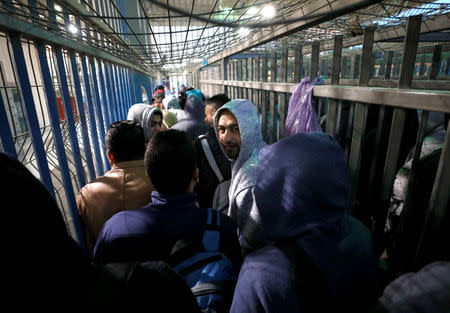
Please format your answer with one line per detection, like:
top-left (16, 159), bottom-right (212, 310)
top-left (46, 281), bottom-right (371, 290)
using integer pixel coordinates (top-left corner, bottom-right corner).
top-left (167, 208), bottom-right (237, 313)
top-left (199, 136), bottom-right (231, 214)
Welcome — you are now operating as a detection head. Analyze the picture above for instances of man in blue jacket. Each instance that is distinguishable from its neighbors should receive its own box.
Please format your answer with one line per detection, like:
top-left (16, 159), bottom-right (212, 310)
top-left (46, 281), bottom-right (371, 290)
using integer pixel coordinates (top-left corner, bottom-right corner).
top-left (93, 129), bottom-right (241, 270)
top-left (230, 132), bottom-right (377, 313)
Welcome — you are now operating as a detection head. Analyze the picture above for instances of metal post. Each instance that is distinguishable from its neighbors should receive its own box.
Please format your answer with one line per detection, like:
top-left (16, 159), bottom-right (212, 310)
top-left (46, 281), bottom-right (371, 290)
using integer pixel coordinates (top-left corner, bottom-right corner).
top-left (69, 52), bottom-right (96, 182)
top-left (375, 15), bottom-right (422, 256)
top-left (0, 88), bottom-right (17, 156)
top-left (294, 44), bottom-right (303, 83)
top-left (261, 53), bottom-right (268, 141)
top-left (35, 40), bottom-right (87, 252)
top-left (326, 35), bottom-right (343, 136)
top-left (349, 26), bottom-right (375, 211)
top-left (384, 51), bottom-right (393, 80)
top-left (9, 32), bottom-right (55, 197)
top-left (80, 54), bottom-right (104, 176)
top-left (98, 61), bottom-right (112, 129)
top-left (89, 58), bottom-right (109, 171)
top-left (311, 41), bottom-right (320, 80)
top-left (278, 48), bottom-right (288, 141)
top-left (54, 47), bottom-right (87, 186)
top-left (429, 45), bottom-right (442, 80)
top-left (269, 51), bottom-right (277, 143)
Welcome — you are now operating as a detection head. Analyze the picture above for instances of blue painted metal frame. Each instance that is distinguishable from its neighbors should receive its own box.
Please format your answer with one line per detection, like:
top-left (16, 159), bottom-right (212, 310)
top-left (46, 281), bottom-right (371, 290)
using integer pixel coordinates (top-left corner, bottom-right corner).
top-left (117, 66), bottom-right (126, 118)
top-left (9, 32), bottom-right (55, 197)
top-left (110, 64), bottom-right (122, 120)
top-left (80, 54), bottom-right (104, 176)
top-left (88, 57), bottom-right (110, 171)
top-left (128, 69), bottom-right (136, 104)
top-left (69, 52), bottom-right (96, 182)
top-left (0, 90), bottom-right (17, 157)
top-left (54, 47), bottom-right (87, 187)
top-left (98, 61), bottom-right (112, 129)
top-left (104, 62), bottom-right (118, 123)
top-left (115, 65), bottom-right (126, 119)
top-left (121, 68), bottom-right (129, 110)
top-left (34, 40), bottom-right (87, 252)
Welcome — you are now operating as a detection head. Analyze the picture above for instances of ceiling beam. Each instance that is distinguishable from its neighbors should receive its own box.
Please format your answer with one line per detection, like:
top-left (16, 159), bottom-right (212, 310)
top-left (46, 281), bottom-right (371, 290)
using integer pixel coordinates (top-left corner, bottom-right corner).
top-left (202, 0), bottom-right (380, 67)
top-left (0, 12), bottom-right (148, 75)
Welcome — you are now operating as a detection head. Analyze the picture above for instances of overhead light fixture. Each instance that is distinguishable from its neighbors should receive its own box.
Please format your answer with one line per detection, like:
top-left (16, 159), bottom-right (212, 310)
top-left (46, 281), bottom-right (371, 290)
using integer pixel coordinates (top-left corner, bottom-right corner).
top-left (261, 5), bottom-right (275, 18)
top-left (246, 7), bottom-right (259, 16)
top-left (239, 27), bottom-right (250, 37)
top-left (54, 4), bottom-right (62, 12)
top-left (68, 24), bottom-right (78, 34)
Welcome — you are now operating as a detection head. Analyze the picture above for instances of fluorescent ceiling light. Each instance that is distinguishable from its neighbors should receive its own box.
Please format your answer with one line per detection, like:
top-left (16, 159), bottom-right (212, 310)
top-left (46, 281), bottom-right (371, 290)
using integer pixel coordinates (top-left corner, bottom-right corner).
top-left (261, 5), bottom-right (275, 18)
top-left (246, 7), bottom-right (259, 15)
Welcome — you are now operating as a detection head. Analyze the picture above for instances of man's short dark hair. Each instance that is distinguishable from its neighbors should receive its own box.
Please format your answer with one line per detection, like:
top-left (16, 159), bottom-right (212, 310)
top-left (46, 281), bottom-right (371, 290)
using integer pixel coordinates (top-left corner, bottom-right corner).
top-left (154, 85), bottom-right (164, 92)
top-left (105, 120), bottom-right (146, 162)
top-left (206, 94), bottom-right (230, 111)
top-left (145, 129), bottom-right (197, 194)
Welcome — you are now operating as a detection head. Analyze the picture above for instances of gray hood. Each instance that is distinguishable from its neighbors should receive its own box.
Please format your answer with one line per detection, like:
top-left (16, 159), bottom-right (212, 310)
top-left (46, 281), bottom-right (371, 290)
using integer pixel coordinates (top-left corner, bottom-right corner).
top-left (127, 103), bottom-right (162, 142)
top-left (214, 99), bottom-right (265, 204)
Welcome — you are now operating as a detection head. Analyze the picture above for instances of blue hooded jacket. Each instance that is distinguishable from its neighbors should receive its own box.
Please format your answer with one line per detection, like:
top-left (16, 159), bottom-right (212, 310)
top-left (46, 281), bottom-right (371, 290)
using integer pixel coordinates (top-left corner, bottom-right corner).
top-left (230, 132), bottom-right (377, 313)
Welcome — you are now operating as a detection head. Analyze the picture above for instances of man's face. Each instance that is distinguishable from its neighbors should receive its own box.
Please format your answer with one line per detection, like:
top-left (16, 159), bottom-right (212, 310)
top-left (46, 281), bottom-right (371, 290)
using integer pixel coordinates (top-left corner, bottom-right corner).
top-left (151, 114), bottom-right (162, 135)
top-left (204, 104), bottom-right (216, 128)
top-left (218, 110), bottom-right (241, 159)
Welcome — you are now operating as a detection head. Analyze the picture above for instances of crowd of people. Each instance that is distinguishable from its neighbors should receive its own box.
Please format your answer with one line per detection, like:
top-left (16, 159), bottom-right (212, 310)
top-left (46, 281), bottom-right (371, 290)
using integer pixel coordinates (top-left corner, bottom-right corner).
top-left (4, 84), bottom-right (449, 313)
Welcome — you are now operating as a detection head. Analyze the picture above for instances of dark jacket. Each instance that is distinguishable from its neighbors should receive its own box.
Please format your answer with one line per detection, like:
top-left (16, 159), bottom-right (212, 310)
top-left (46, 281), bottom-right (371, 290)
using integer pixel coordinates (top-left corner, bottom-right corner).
top-left (93, 191), bottom-right (242, 269)
top-left (230, 132), bottom-right (377, 313)
top-left (171, 95), bottom-right (208, 141)
top-left (194, 127), bottom-right (232, 209)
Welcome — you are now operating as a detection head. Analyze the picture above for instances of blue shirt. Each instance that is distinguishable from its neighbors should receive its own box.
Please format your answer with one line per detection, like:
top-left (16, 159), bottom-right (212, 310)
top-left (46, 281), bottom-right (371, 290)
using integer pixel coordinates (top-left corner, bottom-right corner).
top-left (93, 191), bottom-right (241, 268)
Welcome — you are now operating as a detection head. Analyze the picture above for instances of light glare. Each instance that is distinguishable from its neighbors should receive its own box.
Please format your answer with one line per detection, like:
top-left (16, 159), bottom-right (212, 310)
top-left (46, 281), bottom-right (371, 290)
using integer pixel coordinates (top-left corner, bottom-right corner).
top-left (68, 24), bottom-right (78, 34)
top-left (261, 5), bottom-right (275, 18)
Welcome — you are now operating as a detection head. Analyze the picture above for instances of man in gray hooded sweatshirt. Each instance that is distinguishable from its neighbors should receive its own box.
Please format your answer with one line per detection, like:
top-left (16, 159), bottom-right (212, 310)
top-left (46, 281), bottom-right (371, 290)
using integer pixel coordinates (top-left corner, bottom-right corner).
top-left (214, 99), bottom-right (266, 255)
top-left (127, 103), bottom-right (163, 143)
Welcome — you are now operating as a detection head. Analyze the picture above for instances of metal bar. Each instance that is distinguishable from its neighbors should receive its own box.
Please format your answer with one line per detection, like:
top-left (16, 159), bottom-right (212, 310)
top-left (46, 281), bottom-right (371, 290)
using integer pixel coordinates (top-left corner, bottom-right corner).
top-left (429, 45), bottom-right (442, 80)
top-left (120, 66), bottom-right (128, 118)
top-left (113, 64), bottom-right (124, 120)
top-left (89, 57), bottom-right (109, 171)
top-left (98, 61), bottom-right (112, 129)
top-left (222, 57), bottom-right (228, 95)
top-left (310, 41), bottom-right (320, 80)
top-left (110, 64), bottom-right (121, 120)
top-left (69, 51), bottom-right (96, 182)
top-left (367, 105), bottom-right (387, 202)
top-left (54, 47), bottom-right (87, 187)
top-left (9, 32), bottom-right (55, 197)
top-left (125, 68), bottom-right (133, 111)
top-left (0, 87), bottom-right (17, 157)
top-left (375, 15), bottom-right (422, 255)
top-left (80, 54), bottom-right (104, 176)
top-left (261, 53), bottom-right (268, 141)
top-left (345, 24), bottom-right (375, 209)
top-left (327, 35), bottom-right (343, 136)
top-left (399, 15), bottom-right (422, 89)
top-left (35, 39), bottom-right (87, 252)
top-left (278, 48), bottom-right (288, 141)
top-left (415, 119), bottom-right (450, 266)
top-left (384, 51), bottom-right (393, 80)
top-left (269, 51), bottom-right (276, 144)
top-left (295, 44), bottom-right (303, 83)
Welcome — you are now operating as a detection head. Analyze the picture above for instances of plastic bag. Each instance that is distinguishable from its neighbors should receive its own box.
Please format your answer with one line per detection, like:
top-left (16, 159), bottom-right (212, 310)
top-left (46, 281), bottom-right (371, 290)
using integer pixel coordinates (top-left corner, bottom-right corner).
top-left (283, 77), bottom-right (323, 137)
